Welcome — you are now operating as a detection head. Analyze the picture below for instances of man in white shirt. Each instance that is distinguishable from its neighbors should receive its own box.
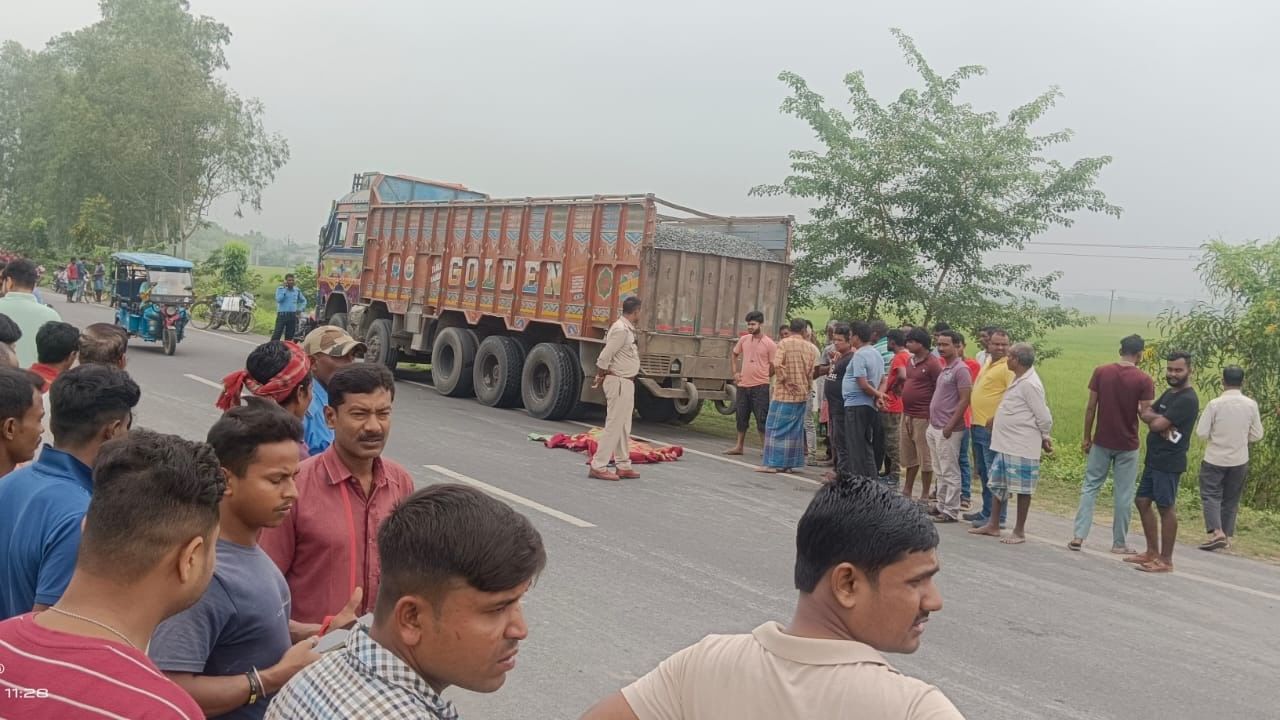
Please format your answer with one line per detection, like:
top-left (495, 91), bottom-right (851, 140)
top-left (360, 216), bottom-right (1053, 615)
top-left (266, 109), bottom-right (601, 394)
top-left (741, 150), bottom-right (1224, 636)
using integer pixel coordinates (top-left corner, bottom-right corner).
top-left (1194, 366), bottom-right (1264, 551)
top-left (580, 477), bottom-right (962, 720)
top-left (970, 343), bottom-right (1053, 545)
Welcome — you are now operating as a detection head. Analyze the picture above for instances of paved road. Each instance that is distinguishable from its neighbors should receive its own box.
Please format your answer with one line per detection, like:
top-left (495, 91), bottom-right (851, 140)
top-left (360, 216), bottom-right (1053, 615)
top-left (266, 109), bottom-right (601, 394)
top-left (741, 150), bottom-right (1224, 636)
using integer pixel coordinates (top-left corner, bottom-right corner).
top-left (51, 297), bottom-right (1280, 719)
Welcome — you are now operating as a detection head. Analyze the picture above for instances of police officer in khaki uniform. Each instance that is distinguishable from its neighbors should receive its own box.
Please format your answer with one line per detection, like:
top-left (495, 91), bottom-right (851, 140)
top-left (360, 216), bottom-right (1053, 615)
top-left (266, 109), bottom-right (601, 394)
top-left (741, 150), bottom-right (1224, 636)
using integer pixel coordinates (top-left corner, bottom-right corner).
top-left (590, 296), bottom-right (642, 481)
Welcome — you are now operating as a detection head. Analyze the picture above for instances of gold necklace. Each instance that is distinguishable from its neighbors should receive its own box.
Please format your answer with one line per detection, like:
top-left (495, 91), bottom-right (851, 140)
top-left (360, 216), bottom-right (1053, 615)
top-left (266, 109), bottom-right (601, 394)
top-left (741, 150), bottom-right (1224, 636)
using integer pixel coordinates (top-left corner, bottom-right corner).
top-left (46, 606), bottom-right (142, 651)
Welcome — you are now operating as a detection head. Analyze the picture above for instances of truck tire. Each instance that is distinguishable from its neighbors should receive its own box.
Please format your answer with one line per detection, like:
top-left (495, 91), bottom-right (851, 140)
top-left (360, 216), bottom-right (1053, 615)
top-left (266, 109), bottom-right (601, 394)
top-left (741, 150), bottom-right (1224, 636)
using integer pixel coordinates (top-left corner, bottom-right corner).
top-left (635, 383), bottom-right (677, 423)
top-left (713, 384), bottom-right (738, 415)
top-left (521, 343), bottom-right (580, 421)
top-left (672, 402), bottom-right (703, 425)
top-left (328, 312), bottom-right (348, 332)
top-left (431, 327), bottom-right (478, 397)
top-left (474, 335), bottom-right (525, 408)
top-left (367, 319), bottom-right (398, 371)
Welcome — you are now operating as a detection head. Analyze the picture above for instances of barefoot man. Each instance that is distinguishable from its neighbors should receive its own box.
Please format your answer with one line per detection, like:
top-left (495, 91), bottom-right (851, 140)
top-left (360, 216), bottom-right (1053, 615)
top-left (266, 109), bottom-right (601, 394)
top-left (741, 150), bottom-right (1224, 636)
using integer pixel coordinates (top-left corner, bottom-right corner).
top-left (757, 318), bottom-right (819, 474)
top-left (725, 311), bottom-right (776, 456)
top-left (970, 343), bottom-right (1053, 544)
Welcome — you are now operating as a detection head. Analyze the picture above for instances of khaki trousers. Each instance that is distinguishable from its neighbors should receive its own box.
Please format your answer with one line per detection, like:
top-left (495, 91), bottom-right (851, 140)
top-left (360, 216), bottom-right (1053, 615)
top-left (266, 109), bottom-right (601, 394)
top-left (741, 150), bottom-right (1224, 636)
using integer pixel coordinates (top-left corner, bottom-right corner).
top-left (591, 375), bottom-right (635, 470)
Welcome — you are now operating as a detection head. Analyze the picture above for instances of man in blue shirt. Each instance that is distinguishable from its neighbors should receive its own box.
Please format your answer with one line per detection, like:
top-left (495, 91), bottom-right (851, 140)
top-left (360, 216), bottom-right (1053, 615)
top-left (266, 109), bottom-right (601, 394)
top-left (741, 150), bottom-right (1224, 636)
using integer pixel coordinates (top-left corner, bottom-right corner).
top-left (0, 364), bottom-right (140, 617)
top-left (841, 321), bottom-right (886, 479)
top-left (272, 274), bottom-right (308, 342)
top-left (299, 326), bottom-right (366, 457)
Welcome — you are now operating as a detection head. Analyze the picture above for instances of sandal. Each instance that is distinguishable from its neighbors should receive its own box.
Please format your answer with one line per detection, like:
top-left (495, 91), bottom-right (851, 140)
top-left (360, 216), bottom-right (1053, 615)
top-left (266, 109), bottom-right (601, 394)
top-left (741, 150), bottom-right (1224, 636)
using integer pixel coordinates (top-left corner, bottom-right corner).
top-left (1067, 539), bottom-right (1083, 552)
top-left (1123, 552), bottom-right (1156, 565)
top-left (1198, 537), bottom-right (1228, 551)
top-left (1135, 559), bottom-right (1173, 573)
top-left (1110, 546), bottom-right (1139, 556)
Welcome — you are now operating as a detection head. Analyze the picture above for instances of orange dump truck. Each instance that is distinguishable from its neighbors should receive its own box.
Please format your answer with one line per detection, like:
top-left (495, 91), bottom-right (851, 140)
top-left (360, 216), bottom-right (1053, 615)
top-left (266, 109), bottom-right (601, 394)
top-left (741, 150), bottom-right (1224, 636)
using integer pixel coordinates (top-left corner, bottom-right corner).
top-left (317, 172), bottom-right (792, 423)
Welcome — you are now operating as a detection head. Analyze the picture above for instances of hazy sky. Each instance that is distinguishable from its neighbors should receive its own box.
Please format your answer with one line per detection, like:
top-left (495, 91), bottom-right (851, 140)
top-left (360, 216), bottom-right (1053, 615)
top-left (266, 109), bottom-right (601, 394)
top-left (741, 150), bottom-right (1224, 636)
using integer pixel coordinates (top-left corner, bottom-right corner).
top-left (8, 0), bottom-right (1280, 300)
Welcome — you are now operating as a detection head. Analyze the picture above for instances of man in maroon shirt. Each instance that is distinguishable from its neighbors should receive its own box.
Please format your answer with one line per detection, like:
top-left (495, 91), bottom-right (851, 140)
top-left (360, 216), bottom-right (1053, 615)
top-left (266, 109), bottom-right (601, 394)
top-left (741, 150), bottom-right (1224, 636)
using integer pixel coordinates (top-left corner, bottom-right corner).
top-left (0, 430), bottom-right (222, 719)
top-left (261, 364), bottom-right (415, 625)
top-left (890, 327), bottom-right (943, 503)
top-left (1069, 335), bottom-right (1156, 553)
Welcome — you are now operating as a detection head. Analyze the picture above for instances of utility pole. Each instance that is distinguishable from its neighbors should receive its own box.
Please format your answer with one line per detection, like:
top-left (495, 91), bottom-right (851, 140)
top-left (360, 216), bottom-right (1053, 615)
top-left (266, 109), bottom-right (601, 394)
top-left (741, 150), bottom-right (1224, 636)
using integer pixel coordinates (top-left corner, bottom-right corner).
top-left (1108, 289), bottom-right (1116, 323)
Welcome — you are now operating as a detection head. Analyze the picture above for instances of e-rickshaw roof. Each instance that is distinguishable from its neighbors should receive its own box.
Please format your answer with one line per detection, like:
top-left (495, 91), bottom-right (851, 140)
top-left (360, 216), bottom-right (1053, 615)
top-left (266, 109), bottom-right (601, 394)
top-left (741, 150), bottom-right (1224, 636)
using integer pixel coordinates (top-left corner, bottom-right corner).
top-left (111, 252), bottom-right (194, 270)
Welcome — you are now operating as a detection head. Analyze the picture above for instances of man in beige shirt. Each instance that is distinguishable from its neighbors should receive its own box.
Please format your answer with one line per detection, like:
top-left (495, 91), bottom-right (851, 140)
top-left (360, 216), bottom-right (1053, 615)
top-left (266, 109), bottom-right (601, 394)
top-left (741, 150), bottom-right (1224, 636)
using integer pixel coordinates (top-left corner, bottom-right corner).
top-left (1195, 365), bottom-right (1264, 551)
top-left (590, 296), bottom-right (643, 481)
top-left (580, 477), bottom-right (963, 719)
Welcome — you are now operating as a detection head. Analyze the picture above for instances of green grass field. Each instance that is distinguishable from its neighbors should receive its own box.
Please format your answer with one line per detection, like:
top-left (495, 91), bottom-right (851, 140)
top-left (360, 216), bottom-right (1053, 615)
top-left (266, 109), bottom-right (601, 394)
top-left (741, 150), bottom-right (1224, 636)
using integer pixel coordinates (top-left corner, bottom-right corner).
top-left (689, 316), bottom-right (1280, 561)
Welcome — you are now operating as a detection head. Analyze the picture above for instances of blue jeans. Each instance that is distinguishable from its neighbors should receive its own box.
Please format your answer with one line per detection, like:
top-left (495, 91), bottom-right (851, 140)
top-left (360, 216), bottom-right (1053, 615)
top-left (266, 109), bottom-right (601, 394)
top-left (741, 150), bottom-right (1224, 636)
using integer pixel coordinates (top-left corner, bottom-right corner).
top-left (959, 428), bottom-right (972, 499)
top-left (1073, 444), bottom-right (1140, 547)
top-left (970, 426), bottom-right (1007, 522)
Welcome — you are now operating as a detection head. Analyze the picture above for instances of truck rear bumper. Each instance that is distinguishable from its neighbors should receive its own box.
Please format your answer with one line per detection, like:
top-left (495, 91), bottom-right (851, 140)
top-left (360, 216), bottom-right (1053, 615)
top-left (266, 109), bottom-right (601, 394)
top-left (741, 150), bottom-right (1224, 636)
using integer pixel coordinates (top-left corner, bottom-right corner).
top-left (635, 378), bottom-right (729, 403)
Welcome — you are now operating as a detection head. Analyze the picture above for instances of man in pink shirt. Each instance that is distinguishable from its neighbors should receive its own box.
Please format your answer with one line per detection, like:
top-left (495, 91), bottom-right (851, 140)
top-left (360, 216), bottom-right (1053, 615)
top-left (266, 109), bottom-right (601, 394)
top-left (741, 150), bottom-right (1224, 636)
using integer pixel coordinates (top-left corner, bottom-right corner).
top-left (725, 311), bottom-right (777, 456)
top-left (261, 364), bottom-right (414, 625)
top-left (0, 429), bottom-right (221, 719)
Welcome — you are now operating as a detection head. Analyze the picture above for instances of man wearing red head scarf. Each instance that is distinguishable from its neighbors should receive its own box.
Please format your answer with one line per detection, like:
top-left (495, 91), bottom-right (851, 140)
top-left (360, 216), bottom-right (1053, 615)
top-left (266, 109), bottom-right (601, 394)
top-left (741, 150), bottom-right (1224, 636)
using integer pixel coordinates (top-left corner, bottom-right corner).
top-left (217, 341), bottom-right (314, 459)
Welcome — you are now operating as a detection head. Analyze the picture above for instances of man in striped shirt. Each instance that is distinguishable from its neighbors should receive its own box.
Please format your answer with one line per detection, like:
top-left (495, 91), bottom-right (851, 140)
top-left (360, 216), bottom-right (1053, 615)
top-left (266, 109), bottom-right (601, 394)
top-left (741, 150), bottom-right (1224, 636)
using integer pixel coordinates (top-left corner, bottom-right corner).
top-left (0, 430), bottom-right (224, 719)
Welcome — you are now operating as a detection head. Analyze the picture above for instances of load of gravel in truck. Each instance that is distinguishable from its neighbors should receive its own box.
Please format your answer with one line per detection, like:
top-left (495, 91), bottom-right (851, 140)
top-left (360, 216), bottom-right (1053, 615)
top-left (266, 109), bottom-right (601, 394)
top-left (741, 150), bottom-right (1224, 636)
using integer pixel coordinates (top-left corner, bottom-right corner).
top-left (653, 224), bottom-right (778, 262)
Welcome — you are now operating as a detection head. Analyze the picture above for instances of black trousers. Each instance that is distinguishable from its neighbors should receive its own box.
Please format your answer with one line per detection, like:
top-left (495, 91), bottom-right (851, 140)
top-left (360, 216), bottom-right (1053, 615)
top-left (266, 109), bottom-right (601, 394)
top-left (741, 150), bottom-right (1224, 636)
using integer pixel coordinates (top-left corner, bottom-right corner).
top-left (271, 312), bottom-right (297, 342)
top-left (827, 400), bottom-right (850, 478)
top-left (844, 405), bottom-right (880, 479)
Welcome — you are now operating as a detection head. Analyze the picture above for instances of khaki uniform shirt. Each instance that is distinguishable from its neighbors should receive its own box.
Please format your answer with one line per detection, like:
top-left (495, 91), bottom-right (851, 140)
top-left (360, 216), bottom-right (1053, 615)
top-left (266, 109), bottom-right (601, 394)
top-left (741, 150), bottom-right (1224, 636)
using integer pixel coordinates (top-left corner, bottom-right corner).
top-left (622, 622), bottom-right (965, 719)
top-left (598, 316), bottom-right (640, 378)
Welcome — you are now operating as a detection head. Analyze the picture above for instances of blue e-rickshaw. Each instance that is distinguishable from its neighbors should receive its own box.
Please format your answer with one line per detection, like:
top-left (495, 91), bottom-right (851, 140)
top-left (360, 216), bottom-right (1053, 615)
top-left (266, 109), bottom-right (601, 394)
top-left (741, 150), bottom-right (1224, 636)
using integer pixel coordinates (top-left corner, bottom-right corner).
top-left (110, 252), bottom-right (194, 356)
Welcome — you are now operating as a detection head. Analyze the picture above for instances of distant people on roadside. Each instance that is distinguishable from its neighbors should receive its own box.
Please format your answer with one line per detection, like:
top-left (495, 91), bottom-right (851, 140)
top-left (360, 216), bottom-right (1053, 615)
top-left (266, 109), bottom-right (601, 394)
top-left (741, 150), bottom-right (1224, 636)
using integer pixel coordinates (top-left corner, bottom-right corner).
top-left (758, 318), bottom-right (819, 474)
top-left (842, 321), bottom-right (886, 478)
top-left (778, 324), bottom-right (791, 339)
top-left (300, 325), bottom-right (365, 456)
top-left (965, 329), bottom-right (1013, 529)
top-left (30, 321), bottom-right (80, 393)
top-left (955, 336), bottom-right (981, 510)
top-left (930, 322), bottom-right (950, 358)
top-left (820, 323), bottom-right (854, 480)
top-left (217, 341), bottom-right (314, 460)
top-left (814, 321), bottom-right (837, 465)
top-left (925, 330), bottom-right (972, 523)
top-left (970, 343), bottom-right (1053, 544)
top-left (0, 259), bottom-right (62, 366)
top-left (260, 364), bottom-right (414, 626)
top-left (0, 312), bottom-right (21, 354)
top-left (974, 326), bottom-right (996, 366)
top-left (0, 368), bottom-right (45, 478)
top-left (64, 257), bottom-right (81, 303)
top-left (151, 402), bottom-right (358, 720)
top-left (1069, 335), bottom-right (1155, 553)
top-left (0, 430), bottom-right (221, 720)
top-left (0, 365), bottom-right (140, 618)
top-left (1195, 366), bottom-right (1264, 552)
top-left (272, 273), bottom-right (308, 342)
top-left (78, 322), bottom-right (129, 368)
top-left (92, 259), bottom-right (106, 303)
top-left (1125, 352), bottom-right (1200, 573)
top-left (725, 310), bottom-right (776, 457)
top-left (800, 320), bottom-right (821, 464)
top-left (869, 320), bottom-right (893, 477)
top-left (876, 329), bottom-right (909, 485)
top-left (267, 484), bottom-right (547, 719)
top-left (896, 328), bottom-right (941, 503)
top-left (589, 296), bottom-right (643, 481)
top-left (581, 476), bottom-right (960, 720)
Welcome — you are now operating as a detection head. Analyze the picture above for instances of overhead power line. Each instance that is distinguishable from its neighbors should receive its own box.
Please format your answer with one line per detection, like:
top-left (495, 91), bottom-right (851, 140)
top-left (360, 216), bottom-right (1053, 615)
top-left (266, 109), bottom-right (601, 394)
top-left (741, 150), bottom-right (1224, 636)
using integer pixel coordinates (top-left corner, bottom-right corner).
top-left (1028, 241), bottom-right (1203, 250)
top-left (992, 249), bottom-right (1198, 261)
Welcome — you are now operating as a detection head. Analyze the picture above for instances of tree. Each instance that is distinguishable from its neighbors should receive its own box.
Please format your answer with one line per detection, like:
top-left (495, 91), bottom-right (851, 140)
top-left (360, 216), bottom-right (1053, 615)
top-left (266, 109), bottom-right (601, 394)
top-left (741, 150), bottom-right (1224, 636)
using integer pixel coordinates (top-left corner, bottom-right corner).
top-left (1150, 239), bottom-right (1280, 509)
top-left (0, 0), bottom-right (288, 255)
top-left (70, 194), bottom-right (115, 254)
top-left (219, 241), bottom-right (252, 294)
top-left (754, 29), bottom-right (1120, 350)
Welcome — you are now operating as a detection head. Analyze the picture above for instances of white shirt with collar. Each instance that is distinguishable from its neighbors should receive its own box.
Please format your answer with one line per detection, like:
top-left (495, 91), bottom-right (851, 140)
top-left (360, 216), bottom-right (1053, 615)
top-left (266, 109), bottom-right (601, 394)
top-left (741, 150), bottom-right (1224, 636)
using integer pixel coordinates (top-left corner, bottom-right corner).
top-left (990, 367), bottom-right (1053, 460)
top-left (1195, 388), bottom-right (1264, 467)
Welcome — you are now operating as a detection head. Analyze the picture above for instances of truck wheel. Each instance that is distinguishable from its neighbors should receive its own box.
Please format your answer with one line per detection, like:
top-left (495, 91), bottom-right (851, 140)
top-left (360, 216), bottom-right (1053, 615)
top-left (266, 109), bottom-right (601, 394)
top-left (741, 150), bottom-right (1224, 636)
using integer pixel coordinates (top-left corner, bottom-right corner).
top-left (431, 327), bottom-right (478, 397)
top-left (635, 383), bottom-right (677, 423)
top-left (521, 343), bottom-right (580, 420)
top-left (713, 384), bottom-right (738, 415)
top-left (328, 312), bottom-right (348, 332)
top-left (672, 402), bottom-right (703, 425)
top-left (367, 319), bottom-right (398, 371)
top-left (474, 336), bottom-right (525, 408)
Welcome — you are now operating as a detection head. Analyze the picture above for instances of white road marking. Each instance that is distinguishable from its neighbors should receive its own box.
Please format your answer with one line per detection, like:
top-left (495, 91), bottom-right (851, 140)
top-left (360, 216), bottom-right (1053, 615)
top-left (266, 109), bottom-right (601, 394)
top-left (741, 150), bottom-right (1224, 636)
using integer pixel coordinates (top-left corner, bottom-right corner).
top-left (424, 464), bottom-right (596, 528)
top-left (188, 328), bottom-right (261, 346)
top-left (184, 374), bottom-right (223, 391)
top-left (568, 420), bottom-right (823, 487)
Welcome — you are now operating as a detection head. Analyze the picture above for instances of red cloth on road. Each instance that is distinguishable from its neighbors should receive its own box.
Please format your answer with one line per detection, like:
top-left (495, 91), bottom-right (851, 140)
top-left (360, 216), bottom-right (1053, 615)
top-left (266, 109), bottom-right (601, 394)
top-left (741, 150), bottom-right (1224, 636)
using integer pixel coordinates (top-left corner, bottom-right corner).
top-left (541, 427), bottom-right (683, 464)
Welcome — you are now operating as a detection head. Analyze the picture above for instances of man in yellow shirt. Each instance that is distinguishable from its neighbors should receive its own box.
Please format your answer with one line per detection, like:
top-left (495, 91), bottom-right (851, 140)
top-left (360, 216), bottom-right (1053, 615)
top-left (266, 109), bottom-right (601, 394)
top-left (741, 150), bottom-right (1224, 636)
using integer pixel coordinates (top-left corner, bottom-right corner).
top-left (964, 329), bottom-right (1014, 528)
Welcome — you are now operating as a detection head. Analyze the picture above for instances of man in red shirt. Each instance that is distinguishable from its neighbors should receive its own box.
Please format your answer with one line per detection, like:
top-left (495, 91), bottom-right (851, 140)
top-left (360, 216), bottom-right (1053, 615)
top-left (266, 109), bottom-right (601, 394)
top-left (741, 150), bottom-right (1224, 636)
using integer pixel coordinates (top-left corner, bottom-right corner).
top-left (1070, 335), bottom-right (1156, 553)
top-left (0, 429), bottom-right (222, 719)
top-left (261, 364), bottom-right (414, 625)
top-left (29, 322), bottom-right (79, 393)
top-left (876, 329), bottom-right (910, 485)
top-left (890, 328), bottom-right (943, 503)
top-left (725, 311), bottom-right (777, 456)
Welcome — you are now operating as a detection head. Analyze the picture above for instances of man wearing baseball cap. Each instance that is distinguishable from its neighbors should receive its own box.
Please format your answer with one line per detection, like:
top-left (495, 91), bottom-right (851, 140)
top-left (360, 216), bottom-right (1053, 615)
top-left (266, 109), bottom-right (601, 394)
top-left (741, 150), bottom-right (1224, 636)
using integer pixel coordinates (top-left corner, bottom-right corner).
top-left (300, 326), bottom-right (366, 456)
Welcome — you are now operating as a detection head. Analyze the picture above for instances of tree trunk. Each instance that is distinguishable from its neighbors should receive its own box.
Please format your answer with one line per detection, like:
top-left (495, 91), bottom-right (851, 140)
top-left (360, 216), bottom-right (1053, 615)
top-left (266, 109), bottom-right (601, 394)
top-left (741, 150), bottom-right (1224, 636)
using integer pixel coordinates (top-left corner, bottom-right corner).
top-left (922, 263), bottom-right (952, 327)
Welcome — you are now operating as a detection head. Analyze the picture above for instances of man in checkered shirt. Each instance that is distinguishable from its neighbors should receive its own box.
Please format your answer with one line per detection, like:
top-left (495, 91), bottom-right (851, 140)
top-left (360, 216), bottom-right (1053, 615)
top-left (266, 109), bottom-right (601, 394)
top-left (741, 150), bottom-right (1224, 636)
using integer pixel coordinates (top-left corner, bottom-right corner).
top-left (265, 484), bottom-right (547, 719)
